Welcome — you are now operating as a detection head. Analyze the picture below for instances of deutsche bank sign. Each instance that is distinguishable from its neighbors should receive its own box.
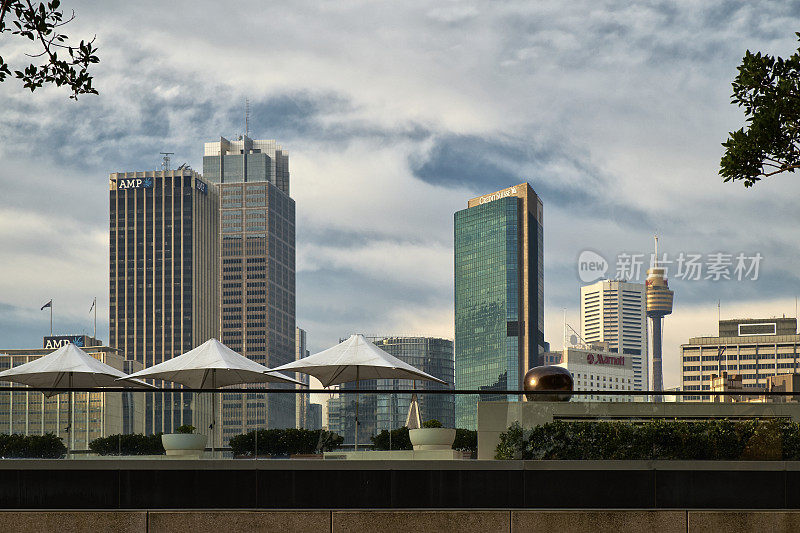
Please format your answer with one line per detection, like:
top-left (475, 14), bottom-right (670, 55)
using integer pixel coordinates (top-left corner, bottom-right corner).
top-left (116, 177), bottom-right (153, 190)
top-left (195, 178), bottom-right (208, 195)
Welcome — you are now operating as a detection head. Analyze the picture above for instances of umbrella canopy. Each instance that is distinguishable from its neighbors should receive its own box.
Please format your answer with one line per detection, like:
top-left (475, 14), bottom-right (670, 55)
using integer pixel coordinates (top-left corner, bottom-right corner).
top-left (271, 334), bottom-right (448, 387)
top-left (121, 338), bottom-right (302, 388)
top-left (0, 343), bottom-right (152, 393)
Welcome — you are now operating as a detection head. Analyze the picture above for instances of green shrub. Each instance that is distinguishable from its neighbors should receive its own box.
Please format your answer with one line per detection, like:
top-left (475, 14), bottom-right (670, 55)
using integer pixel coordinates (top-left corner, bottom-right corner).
top-left (495, 418), bottom-right (800, 460)
top-left (176, 425), bottom-right (195, 434)
top-left (372, 426), bottom-right (412, 450)
top-left (228, 428), bottom-right (343, 457)
top-left (0, 433), bottom-right (66, 458)
top-left (422, 419), bottom-right (443, 428)
top-left (453, 428), bottom-right (477, 454)
top-left (89, 433), bottom-right (165, 456)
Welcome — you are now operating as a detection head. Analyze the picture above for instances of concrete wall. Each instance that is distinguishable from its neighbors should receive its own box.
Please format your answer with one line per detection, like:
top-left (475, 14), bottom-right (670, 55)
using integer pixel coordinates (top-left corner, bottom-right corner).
top-left (5, 510), bottom-right (800, 532)
top-left (478, 400), bottom-right (800, 459)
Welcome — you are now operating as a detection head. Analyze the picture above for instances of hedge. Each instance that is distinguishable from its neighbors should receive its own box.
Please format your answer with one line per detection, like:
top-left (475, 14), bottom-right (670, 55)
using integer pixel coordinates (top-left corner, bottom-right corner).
top-left (228, 428), bottom-right (343, 457)
top-left (495, 419), bottom-right (800, 460)
top-left (371, 424), bottom-right (478, 454)
top-left (0, 433), bottom-right (66, 458)
top-left (89, 433), bottom-right (165, 456)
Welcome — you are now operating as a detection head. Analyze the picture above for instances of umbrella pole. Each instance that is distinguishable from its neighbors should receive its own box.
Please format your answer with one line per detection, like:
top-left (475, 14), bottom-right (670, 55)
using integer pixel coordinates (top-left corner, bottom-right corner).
top-left (211, 373), bottom-right (216, 459)
top-left (69, 374), bottom-right (73, 459)
top-left (355, 366), bottom-right (359, 452)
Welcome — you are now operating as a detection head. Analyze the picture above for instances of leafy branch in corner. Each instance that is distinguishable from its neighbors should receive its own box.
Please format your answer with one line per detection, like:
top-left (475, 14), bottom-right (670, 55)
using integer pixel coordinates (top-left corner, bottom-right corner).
top-left (720, 32), bottom-right (800, 187)
top-left (0, 0), bottom-right (99, 99)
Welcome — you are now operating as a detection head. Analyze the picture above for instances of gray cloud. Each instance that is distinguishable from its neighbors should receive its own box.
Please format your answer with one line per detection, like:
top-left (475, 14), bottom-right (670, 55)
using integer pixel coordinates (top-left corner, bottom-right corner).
top-left (2, 0), bottom-right (800, 390)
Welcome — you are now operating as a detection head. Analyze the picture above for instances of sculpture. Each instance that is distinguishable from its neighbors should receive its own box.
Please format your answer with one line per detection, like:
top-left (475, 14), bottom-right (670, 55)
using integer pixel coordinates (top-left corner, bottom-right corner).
top-left (523, 366), bottom-right (573, 401)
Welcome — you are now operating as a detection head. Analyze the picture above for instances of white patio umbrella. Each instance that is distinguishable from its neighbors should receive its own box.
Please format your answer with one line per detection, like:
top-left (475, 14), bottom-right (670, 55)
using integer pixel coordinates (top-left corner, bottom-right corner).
top-left (0, 342), bottom-right (153, 456)
top-left (271, 334), bottom-right (446, 450)
top-left (120, 338), bottom-right (303, 456)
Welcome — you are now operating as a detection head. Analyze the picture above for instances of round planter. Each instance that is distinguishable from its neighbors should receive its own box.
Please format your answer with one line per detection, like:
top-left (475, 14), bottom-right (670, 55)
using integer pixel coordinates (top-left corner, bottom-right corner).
top-left (408, 428), bottom-right (456, 451)
top-left (161, 433), bottom-right (207, 457)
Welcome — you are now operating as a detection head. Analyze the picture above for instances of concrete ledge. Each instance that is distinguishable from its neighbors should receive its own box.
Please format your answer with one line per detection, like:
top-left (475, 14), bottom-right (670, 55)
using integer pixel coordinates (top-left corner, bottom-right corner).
top-left (0, 511), bottom-right (146, 532)
top-left (511, 510), bottom-right (686, 533)
top-left (149, 511), bottom-right (330, 533)
top-left (687, 511), bottom-right (800, 532)
top-left (332, 510), bottom-right (510, 533)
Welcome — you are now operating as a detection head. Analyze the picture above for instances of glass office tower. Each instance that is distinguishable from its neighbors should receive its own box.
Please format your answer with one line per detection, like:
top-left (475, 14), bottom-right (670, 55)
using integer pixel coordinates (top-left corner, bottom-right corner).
top-left (109, 169), bottom-right (217, 435)
top-left (203, 136), bottom-right (296, 443)
top-left (454, 183), bottom-right (544, 430)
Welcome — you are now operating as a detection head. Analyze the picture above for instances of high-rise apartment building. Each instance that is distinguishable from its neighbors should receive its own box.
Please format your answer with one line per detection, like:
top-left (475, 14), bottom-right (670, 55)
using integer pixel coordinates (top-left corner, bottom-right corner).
top-left (682, 317), bottom-right (800, 399)
top-left (454, 183), bottom-right (544, 430)
top-left (327, 336), bottom-right (455, 445)
top-left (109, 169), bottom-right (217, 435)
top-left (580, 280), bottom-right (648, 391)
top-left (203, 136), bottom-right (296, 440)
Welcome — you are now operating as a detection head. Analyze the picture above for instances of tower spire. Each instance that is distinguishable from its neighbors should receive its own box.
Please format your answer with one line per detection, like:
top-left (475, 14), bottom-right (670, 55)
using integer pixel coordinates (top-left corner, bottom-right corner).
top-left (654, 234), bottom-right (659, 268)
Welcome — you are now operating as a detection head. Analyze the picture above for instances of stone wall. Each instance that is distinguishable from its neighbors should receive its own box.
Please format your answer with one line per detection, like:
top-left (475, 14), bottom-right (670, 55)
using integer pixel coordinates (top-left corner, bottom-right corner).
top-left (5, 510), bottom-right (800, 533)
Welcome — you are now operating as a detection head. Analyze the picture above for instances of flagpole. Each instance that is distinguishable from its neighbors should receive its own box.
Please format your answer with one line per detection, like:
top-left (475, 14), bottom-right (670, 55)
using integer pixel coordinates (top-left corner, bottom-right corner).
top-left (93, 297), bottom-right (97, 340)
top-left (50, 301), bottom-right (53, 336)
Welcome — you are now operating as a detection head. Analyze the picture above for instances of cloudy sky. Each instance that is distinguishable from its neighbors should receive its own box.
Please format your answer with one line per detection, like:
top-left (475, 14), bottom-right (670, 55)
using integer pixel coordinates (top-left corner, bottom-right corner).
top-left (2, 0), bottom-right (800, 388)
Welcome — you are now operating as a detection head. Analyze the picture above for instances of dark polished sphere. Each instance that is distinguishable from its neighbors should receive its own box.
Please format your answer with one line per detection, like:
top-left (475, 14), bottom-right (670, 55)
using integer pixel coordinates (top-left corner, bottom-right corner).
top-left (523, 365), bottom-right (573, 401)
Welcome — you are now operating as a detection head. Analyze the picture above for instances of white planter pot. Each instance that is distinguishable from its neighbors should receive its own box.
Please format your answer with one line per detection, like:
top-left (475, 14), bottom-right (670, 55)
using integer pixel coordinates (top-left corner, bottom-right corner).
top-left (409, 428), bottom-right (456, 451)
top-left (161, 433), bottom-right (207, 457)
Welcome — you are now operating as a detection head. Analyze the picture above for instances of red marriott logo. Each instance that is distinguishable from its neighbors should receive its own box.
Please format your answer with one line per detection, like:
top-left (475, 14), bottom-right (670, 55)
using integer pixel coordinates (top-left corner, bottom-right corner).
top-left (586, 353), bottom-right (625, 366)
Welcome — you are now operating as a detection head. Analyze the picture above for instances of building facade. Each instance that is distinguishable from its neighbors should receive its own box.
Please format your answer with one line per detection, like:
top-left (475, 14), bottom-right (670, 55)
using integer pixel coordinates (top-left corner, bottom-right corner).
top-left (454, 183), bottom-right (544, 430)
top-left (580, 280), bottom-right (648, 391)
top-left (203, 136), bottom-right (296, 441)
top-left (554, 346), bottom-right (634, 402)
top-left (327, 336), bottom-right (455, 445)
top-left (0, 343), bottom-right (144, 449)
top-left (682, 318), bottom-right (800, 400)
top-left (307, 403), bottom-right (322, 430)
top-left (295, 327), bottom-right (310, 429)
top-left (109, 169), bottom-right (217, 435)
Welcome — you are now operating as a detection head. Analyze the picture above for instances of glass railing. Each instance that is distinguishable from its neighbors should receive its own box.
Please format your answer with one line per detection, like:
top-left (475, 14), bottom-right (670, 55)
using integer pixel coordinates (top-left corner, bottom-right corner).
top-left (0, 388), bottom-right (797, 460)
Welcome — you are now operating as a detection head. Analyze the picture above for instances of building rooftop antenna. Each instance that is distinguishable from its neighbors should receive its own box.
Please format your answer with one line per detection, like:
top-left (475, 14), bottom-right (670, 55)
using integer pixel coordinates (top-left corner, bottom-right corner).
top-left (245, 98), bottom-right (250, 138)
top-left (160, 152), bottom-right (174, 171)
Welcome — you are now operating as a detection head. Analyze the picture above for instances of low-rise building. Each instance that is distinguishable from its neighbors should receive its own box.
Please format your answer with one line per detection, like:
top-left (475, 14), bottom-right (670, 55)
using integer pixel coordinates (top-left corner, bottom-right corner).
top-left (553, 345), bottom-right (635, 402)
top-left (681, 317), bottom-right (800, 400)
top-left (0, 340), bottom-right (144, 449)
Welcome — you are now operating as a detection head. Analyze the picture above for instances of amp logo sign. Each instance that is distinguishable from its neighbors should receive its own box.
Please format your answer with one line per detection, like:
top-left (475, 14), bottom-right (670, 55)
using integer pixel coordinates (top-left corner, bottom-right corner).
top-left (116, 177), bottom-right (153, 190)
top-left (43, 336), bottom-right (85, 350)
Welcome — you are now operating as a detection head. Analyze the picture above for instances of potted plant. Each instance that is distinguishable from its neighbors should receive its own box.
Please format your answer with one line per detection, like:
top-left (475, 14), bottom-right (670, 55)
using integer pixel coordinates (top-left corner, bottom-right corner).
top-left (161, 425), bottom-right (207, 457)
top-left (408, 419), bottom-right (456, 451)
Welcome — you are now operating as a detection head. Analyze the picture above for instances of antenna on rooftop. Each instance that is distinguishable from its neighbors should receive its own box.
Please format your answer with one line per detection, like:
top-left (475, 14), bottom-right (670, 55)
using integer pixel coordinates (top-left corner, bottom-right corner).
top-left (160, 152), bottom-right (174, 171)
top-left (245, 97), bottom-right (250, 138)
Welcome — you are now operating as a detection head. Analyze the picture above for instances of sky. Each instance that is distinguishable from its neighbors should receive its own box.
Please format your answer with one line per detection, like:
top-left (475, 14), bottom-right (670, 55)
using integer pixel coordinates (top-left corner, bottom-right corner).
top-left (1, 0), bottom-right (800, 388)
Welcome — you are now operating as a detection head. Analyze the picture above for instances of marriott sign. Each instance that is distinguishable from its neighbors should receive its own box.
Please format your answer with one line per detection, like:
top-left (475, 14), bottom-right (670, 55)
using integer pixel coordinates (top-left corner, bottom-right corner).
top-left (586, 352), bottom-right (626, 366)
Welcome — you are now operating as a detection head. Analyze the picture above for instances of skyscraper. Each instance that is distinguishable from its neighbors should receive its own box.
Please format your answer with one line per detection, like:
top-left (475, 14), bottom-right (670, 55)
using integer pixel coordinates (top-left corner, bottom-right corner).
top-left (454, 183), bottom-right (544, 430)
top-left (580, 280), bottom-right (648, 391)
top-left (327, 335), bottom-right (454, 444)
top-left (109, 168), bottom-right (217, 434)
top-left (203, 136), bottom-right (296, 441)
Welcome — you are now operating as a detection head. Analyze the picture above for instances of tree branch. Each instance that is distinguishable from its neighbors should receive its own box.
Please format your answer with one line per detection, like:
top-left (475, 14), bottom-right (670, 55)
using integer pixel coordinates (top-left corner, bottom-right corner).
top-left (23, 0), bottom-right (60, 68)
top-left (0, 0), bottom-right (13, 28)
top-left (761, 163), bottom-right (800, 177)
